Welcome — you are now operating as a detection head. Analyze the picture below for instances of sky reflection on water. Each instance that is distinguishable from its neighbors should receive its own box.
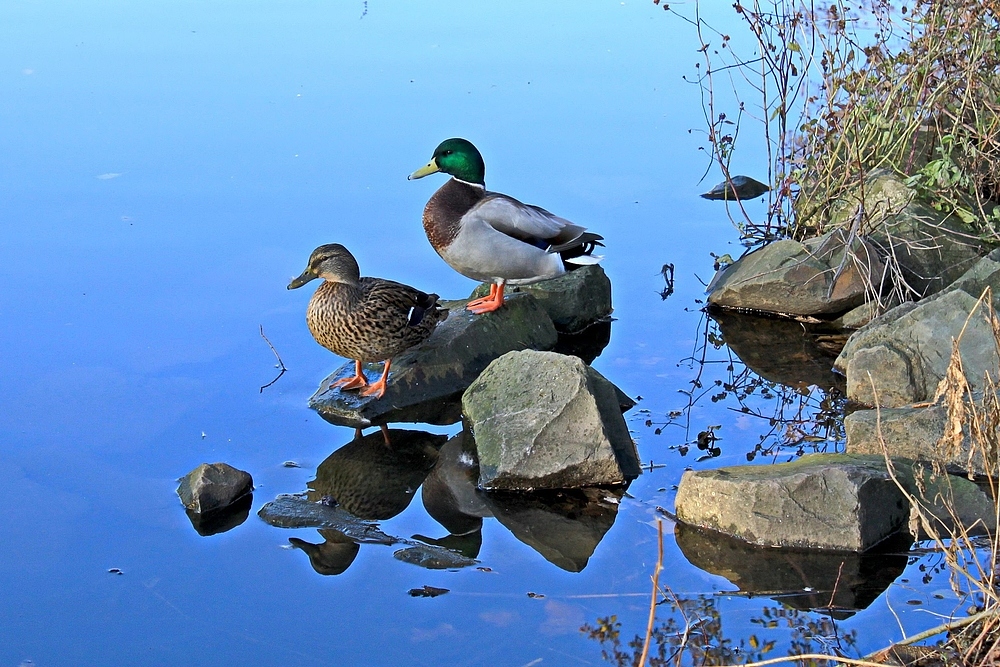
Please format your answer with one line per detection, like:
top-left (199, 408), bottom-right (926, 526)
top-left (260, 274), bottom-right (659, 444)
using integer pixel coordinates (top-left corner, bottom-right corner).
top-left (0, 1), bottom-right (967, 665)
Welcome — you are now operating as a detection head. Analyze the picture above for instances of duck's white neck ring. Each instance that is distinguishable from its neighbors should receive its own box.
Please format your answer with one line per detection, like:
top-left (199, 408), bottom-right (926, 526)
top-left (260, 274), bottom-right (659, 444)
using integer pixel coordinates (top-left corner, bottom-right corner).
top-left (453, 177), bottom-right (485, 189)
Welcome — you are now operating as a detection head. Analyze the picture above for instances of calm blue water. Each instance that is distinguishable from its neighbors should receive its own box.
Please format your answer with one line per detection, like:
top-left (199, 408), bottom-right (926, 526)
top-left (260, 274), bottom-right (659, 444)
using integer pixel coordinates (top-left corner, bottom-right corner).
top-left (0, 2), bottom-right (968, 665)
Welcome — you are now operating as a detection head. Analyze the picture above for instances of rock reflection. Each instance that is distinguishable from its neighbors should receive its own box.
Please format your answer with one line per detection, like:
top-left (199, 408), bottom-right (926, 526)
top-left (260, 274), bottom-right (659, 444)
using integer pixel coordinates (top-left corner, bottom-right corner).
top-left (417, 431), bottom-right (488, 559)
top-left (708, 307), bottom-right (847, 392)
top-left (675, 522), bottom-right (911, 618)
top-left (185, 492), bottom-right (252, 536)
top-left (307, 428), bottom-right (446, 520)
top-left (288, 529), bottom-right (360, 576)
top-left (483, 487), bottom-right (624, 572)
top-left (583, 593), bottom-right (859, 666)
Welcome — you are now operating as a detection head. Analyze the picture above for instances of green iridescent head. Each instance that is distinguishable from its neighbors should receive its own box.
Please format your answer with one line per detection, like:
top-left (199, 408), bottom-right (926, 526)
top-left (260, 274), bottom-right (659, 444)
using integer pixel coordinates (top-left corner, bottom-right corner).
top-left (408, 138), bottom-right (486, 185)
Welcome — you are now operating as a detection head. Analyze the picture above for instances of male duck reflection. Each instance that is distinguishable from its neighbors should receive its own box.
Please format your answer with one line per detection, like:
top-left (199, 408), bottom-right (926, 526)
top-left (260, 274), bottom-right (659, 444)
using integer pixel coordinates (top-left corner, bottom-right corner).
top-left (288, 244), bottom-right (448, 399)
top-left (409, 138), bottom-right (604, 314)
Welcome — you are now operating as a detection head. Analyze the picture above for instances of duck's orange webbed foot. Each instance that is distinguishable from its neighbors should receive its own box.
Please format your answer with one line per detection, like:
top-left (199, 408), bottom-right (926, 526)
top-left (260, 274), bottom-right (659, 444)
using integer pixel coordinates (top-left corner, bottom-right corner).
top-left (466, 282), bottom-right (505, 314)
top-left (358, 360), bottom-right (391, 399)
top-left (330, 360), bottom-right (368, 391)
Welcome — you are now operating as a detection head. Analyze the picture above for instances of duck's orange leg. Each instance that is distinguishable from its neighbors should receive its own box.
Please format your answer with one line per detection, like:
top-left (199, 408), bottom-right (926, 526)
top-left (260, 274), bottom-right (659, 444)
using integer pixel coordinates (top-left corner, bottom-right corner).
top-left (359, 359), bottom-right (391, 399)
top-left (330, 360), bottom-right (368, 391)
top-left (467, 282), bottom-right (505, 314)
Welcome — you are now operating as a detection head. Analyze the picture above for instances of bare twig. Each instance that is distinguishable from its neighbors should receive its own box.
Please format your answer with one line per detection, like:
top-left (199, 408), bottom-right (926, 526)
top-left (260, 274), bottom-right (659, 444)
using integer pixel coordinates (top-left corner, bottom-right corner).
top-left (259, 325), bottom-right (287, 393)
top-left (639, 520), bottom-right (665, 667)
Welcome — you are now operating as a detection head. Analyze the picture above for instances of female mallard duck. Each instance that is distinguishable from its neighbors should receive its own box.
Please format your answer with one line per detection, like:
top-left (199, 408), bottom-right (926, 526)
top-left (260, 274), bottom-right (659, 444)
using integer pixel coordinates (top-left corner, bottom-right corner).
top-left (288, 244), bottom-right (448, 399)
top-left (408, 138), bottom-right (603, 314)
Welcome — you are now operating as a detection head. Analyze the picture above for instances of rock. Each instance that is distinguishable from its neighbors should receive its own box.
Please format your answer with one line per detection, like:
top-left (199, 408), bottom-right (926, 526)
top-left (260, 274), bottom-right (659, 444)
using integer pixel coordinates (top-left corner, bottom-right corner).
top-left (518, 266), bottom-right (613, 333)
top-left (307, 429), bottom-right (445, 520)
top-left (256, 495), bottom-right (396, 544)
top-left (674, 454), bottom-right (909, 551)
top-left (700, 175), bottom-right (770, 201)
top-left (835, 261), bottom-right (1000, 406)
top-left (392, 545), bottom-right (478, 570)
top-left (482, 487), bottom-right (623, 572)
top-left (462, 350), bottom-right (640, 490)
top-left (706, 229), bottom-right (884, 317)
top-left (309, 292), bottom-right (558, 428)
top-left (176, 462), bottom-right (253, 514)
top-left (829, 170), bottom-right (987, 298)
top-left (845, 405), bottom-right (989, 477)
top-left (288, 529), bottom-right (361, 576)
top-left (709, 308), bottom-right (847, 391)
top-left (675, 522), bottom-right (910, 617)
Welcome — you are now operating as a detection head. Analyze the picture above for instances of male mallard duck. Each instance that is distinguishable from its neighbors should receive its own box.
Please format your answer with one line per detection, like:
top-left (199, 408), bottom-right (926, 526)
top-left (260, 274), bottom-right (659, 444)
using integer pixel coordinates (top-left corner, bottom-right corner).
top-left (288, 244), bottom-right (448, 399)
top-left (408, 138), bottom-right (603, 314)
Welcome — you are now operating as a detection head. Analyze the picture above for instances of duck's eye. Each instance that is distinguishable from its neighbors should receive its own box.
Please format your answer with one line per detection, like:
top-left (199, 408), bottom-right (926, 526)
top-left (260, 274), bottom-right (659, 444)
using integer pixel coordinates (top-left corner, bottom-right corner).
top-left (442, 150), bottom-right (453, 156)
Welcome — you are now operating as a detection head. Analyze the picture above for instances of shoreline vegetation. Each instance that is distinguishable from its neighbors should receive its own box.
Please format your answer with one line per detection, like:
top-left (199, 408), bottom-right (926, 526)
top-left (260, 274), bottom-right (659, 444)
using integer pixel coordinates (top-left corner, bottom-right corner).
top-left (610, 1), bottom-right (1000, 664)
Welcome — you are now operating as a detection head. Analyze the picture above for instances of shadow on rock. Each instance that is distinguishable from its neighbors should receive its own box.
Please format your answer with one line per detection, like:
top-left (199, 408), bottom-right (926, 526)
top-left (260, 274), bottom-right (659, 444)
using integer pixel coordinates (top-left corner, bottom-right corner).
top-left (709, 307), bottom-right (848, 392)
top-left (185, 492), bottom-right (253, 536)
top-left (675, 522), bottom-right (911, 619)
top-left (483, 487), bottom-right (624, 572)
top-left (289, 529), bottom-right (361, 576)
top-left (307, 428), bottom-right (447, 521)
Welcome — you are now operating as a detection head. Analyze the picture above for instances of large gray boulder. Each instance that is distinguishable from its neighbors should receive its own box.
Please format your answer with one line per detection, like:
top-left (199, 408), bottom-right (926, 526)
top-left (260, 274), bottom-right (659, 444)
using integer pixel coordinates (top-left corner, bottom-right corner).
top-left (836, 249), bottom-right (1000, 406)
top-left (463, 350), bottom-right (640, 490)
top-left (826, 170), bottom-right (987, 298)
top-left (176, 462), bottom-right (253, 514)
top-left (706, 228), bottom-right (884, 317)
top-left (309, 292), bottom-right (558, 428)
top-left (845, 405), bottom-right (990, 477)
top-left (675, 454), bottom-right (909, 551)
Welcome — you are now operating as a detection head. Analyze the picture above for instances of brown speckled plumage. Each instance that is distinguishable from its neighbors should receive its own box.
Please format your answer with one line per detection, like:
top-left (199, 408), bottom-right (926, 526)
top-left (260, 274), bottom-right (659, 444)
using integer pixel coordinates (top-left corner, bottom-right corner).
top-left (306, 277), bottom-right (445, 362)
top-left (288, 244), bottom-right (448, 398)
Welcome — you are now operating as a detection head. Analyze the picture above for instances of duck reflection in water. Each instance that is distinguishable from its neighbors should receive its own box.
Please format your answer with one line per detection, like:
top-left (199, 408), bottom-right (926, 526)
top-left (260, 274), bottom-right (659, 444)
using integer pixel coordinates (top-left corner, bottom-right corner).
top-left (308, 428), bottom-right (446, 521)
top-left (289, 529), bottom-right (361, 576)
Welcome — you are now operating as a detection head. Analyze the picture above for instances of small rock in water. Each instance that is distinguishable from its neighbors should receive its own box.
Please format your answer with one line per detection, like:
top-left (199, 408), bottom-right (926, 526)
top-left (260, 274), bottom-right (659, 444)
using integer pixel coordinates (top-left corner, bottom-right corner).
top-left (393, 545), bottom-right (478, 570)
top-left (408, 585), bottom-right (450, 598)
top-left (176, 462), bottom-right (253, 514)
top-left (282, 461), bottom-right (300, 468)
top-left (700, 175), bottom-right (770, 201)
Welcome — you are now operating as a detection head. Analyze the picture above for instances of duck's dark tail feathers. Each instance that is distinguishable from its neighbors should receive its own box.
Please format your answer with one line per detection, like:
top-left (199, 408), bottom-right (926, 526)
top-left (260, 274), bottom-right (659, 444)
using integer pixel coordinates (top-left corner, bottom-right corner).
top-left (408, 292), bottom-right (449, 327)
top-left (552, 232), bottom-right (605, 267)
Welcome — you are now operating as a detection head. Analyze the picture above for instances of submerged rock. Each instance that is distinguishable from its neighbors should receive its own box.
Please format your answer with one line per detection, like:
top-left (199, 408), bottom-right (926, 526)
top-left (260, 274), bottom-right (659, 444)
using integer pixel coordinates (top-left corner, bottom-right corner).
top-left (707, 228), bottom-right (884, 318)
top-left (462, 350), bottom-right (640, 490)
top-left (393, 544), bottom-right (478, 570)
top-left (675, 454), bottom-right (909, 551)
top-left (257, 495), bottom-right (396, 544)
top-left (309, 292), bottom-right (558, 428)
top-left (176, 462), bottom-right (253, 514)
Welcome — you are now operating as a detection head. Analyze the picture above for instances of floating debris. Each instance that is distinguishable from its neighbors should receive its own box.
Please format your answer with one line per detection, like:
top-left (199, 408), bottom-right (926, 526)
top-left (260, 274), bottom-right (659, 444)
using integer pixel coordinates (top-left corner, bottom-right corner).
top-left (107, 568), bottom-right (123, 575)
top-left (282, 461), bottom-right (301, 468)
top-left (408, 585), bottom-right (449, 598)
top-left (527, 592), bottom-right (545, 599)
